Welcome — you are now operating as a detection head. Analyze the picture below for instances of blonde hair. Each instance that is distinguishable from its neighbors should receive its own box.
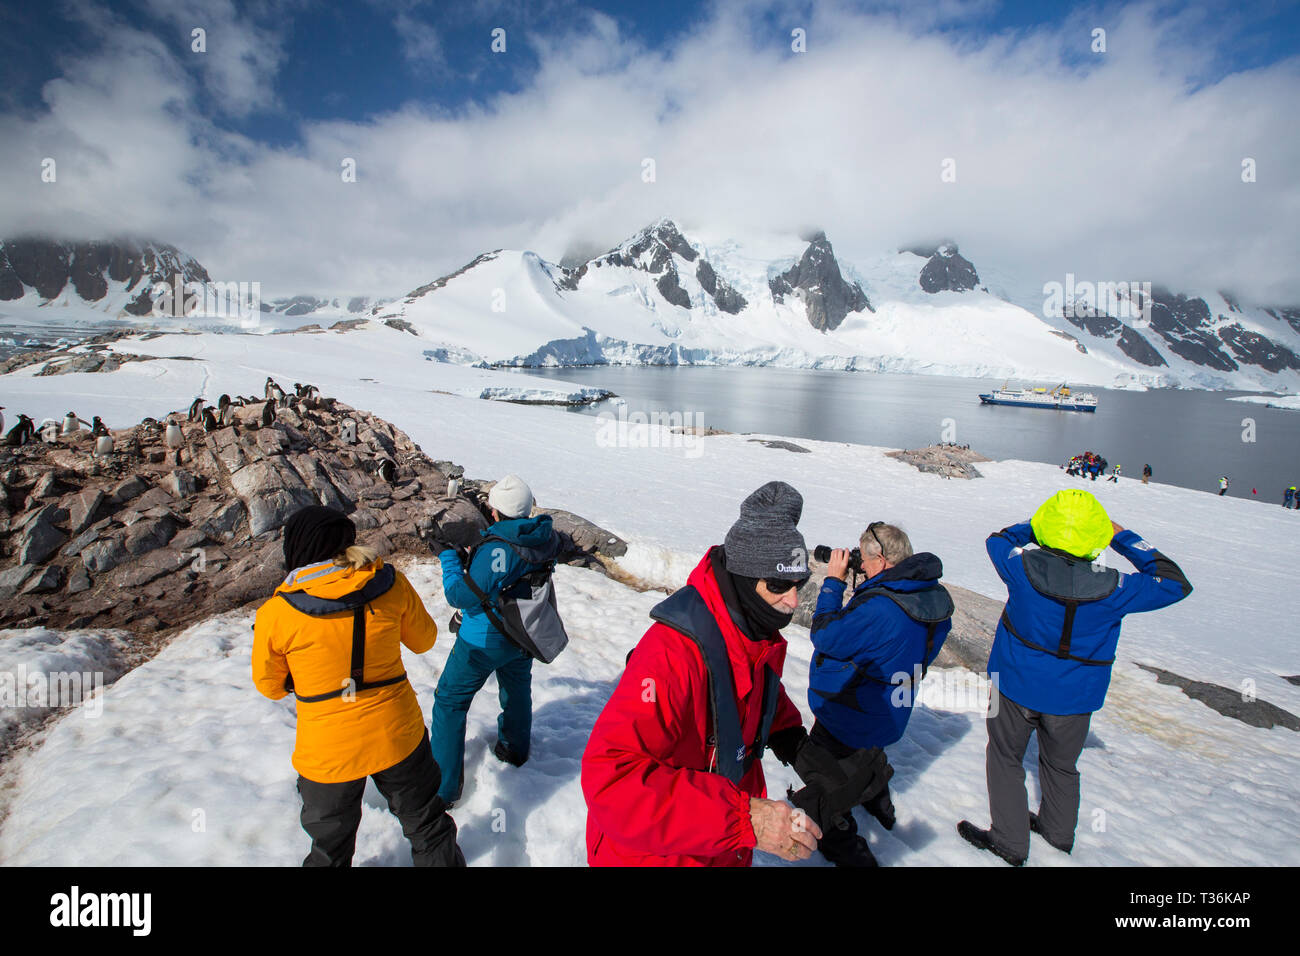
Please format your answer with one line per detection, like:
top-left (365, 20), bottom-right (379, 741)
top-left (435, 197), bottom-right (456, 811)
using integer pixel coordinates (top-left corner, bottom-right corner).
top-left (859, 523), bottom-right (913, 565)
top-left (333, 544), bottom-right (379, 571)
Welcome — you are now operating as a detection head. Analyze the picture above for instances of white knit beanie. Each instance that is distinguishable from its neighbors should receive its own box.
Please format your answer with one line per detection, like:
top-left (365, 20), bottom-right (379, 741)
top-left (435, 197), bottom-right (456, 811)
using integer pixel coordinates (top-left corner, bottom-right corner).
top-left (488, 474), bottom-right (534, 519)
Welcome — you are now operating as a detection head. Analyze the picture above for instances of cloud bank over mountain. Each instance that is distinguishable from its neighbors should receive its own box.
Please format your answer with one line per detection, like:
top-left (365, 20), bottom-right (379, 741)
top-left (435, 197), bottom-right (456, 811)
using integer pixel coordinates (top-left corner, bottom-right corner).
top-left (0, 0), bottom-right (1296, 302)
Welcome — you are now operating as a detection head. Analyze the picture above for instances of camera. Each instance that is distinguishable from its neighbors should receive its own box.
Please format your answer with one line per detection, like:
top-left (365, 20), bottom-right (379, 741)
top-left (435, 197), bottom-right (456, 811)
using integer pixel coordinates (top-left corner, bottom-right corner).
top-left (813, 545), bottom-right (862, 567)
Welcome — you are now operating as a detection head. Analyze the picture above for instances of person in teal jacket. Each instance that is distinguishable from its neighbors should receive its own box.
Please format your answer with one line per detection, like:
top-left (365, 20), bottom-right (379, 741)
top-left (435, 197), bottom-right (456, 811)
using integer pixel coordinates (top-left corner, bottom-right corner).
top-left (429, 475), bottom-right (567, 806)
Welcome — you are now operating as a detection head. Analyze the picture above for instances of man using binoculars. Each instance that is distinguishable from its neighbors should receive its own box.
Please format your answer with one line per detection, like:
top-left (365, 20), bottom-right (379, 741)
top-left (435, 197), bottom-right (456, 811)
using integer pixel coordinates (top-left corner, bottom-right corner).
top-left (808, 522), bottom-right (954, 866)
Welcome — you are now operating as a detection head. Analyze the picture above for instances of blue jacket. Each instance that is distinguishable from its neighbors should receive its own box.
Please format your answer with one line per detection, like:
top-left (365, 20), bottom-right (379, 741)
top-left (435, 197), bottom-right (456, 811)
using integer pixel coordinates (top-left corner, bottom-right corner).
top-left (986, 523), bottom-right (1192, 715)
top-left (809, 553), bottom-right (954, 749)
top-left (439, 514), bottom-right (562, 651)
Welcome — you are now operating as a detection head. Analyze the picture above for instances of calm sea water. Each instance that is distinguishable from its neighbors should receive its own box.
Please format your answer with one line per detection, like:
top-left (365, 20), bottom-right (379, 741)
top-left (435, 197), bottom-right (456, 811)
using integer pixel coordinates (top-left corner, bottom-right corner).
top-left (511, 365), bottom-right (1300, 501)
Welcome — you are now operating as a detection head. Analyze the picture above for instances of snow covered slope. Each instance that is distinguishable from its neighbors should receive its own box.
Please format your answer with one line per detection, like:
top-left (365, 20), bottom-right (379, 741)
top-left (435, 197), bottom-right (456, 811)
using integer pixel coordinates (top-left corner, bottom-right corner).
top-left (0, 360), bottom-right (1296, 866)
top-left (0, 324), bottom-right (609, 425)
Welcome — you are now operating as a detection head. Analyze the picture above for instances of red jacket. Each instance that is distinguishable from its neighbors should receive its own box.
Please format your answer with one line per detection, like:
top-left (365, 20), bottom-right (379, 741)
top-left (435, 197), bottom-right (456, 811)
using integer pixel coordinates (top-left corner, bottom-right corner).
top-left (582, 547), bottom-right (805, 866)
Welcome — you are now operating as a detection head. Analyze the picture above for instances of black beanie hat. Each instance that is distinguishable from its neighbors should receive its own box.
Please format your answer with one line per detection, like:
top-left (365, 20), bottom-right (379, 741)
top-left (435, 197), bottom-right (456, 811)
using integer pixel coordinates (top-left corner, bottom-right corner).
top-left (283, 505), bottom-right (356, 572)
top-left (723, 481), bottom-right (808, 580)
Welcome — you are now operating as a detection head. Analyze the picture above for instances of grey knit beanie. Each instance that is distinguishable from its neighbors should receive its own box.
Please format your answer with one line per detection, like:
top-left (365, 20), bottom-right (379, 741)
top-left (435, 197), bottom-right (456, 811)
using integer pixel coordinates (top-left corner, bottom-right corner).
top-left (723, 481), bottom-right (808, 579)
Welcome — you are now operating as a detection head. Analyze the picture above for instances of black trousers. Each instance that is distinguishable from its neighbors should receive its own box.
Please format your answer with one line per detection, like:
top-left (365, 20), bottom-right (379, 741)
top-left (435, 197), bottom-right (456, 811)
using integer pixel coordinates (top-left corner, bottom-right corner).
top-left (809, 721), bottom-right (895, 844)
top-left (296, 729), bottom-right (465, 867)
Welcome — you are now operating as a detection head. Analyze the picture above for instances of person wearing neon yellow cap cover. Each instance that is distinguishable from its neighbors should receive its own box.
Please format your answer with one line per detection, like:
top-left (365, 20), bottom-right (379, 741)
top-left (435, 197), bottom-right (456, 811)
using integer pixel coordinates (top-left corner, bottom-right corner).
top-left (958, 489), bottom-right (1191, 866)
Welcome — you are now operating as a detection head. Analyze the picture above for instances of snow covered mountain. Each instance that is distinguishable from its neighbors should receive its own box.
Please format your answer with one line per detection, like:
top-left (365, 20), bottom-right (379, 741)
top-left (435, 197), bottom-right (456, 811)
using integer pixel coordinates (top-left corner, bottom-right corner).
top-left (0, 237), bottom-right (387, 333)
top-left (375, 220), bottom-right (1300, 391)
top-left (5, 226), bottom-right (1300, 391)
top-left (0, 238), bottom-right (210, 317)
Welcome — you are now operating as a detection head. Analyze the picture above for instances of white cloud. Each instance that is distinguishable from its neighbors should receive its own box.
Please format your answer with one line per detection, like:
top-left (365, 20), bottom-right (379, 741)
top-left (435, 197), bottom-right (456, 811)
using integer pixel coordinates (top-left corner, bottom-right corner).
top-left (0, 0), bottom-right (1296, 304)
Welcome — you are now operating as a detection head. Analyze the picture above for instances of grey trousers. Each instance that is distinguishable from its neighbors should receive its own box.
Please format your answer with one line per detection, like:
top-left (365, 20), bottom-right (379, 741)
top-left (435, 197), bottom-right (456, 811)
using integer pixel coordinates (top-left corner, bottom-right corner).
top-left (986, 691), bottom-right (1091, 858)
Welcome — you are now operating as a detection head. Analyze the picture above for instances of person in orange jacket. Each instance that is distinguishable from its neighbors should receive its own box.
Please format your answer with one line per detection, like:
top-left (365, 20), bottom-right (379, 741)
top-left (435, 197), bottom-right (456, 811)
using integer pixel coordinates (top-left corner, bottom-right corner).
top-left (253, 505), bottom-right (464, 866)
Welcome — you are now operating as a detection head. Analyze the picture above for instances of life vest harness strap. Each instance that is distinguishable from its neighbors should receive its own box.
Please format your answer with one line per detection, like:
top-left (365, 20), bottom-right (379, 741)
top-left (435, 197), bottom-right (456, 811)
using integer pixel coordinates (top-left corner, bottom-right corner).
top-left (811, 589), bottom-right (952, 709)
top-left (647, 585), bottom-right (780, 786)
top-left (277, 564), bottom-right (407, 702)
top-left (1000, 608), bottom-right (1114, 667)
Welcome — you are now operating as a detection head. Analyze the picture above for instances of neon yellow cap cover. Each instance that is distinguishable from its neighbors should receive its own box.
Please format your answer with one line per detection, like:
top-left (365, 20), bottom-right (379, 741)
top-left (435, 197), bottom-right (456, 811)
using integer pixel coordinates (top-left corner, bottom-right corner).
top-left (1031, 489), bottom-right (1113, 560)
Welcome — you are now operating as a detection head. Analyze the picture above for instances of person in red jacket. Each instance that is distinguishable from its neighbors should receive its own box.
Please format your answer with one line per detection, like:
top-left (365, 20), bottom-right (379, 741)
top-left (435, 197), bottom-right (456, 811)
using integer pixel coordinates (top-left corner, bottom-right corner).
top-left (581, 481), bottom-right (825, 866)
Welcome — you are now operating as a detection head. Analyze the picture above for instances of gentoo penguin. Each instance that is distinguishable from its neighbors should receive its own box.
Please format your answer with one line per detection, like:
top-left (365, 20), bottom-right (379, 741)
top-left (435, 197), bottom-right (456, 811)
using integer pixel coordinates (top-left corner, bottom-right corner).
top-left (446, 477), bottom-right (461, 498)
top-left (165, 418), bottom-right (185, 464)
top-left (375, 457), bottom-right (397, 483)
top-left (3, 414), bottom-right (34, 447)
top-left (219, 401), bottom-right (236, 427)
top-left (188, 396), bottom-right (205, 422)
top-left (91, 416), bottom-right (109, 437)
top-left (201, 407), bottom-right (219, 432)
top-left (261, 401), bottom-right (275, 427)
top-left (218, 394), bottom-right (231, 412)
top-left (61, 411), bottom-right (83, 435)
top-left (94, 434), bottom-right (114, 457)
top-left (265, 377), bottom-right (285, 404)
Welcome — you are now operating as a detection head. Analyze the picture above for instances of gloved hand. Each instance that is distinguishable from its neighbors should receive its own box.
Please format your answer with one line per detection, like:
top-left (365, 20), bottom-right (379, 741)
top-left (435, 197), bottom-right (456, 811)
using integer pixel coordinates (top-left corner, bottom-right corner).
top-left (428, 538), bottom-right (462, 559)
top-left (435, 520), bottom-right (483, 552)
top-left (787, 739), bottom-right (893, 832)
top-left (767, 724), bottom-right (809, 766)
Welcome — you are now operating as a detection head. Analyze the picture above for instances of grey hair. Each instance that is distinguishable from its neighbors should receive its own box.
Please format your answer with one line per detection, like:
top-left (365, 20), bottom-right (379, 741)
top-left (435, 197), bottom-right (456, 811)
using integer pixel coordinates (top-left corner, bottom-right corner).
top-left (859, 523), bottom-right (913, 565)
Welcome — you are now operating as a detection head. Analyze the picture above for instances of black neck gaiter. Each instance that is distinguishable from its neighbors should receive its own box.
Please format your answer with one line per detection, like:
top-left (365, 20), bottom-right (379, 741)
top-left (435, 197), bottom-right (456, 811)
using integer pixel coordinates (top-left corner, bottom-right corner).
top-left (712, 547), bottom-right (794, 639)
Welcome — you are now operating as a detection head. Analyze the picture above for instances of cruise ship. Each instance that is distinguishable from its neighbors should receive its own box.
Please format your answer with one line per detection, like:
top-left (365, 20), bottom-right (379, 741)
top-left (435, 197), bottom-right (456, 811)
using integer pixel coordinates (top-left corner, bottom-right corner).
top-left (978, 382), bottom-right (1099, 412)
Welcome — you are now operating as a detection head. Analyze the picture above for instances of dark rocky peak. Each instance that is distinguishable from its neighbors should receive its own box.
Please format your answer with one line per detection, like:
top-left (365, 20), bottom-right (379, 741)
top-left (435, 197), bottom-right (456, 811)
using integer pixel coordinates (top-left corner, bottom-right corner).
top-left (560, 219), bottom-right (746, 314)
top-left (0, 238), bottom-right (211, 314)
top-left (590, 219), bottom-right (698, 276)
top-left (915, 241), bottom-right (979, 294)
top-left (769, 232), bottom-right (871, 332)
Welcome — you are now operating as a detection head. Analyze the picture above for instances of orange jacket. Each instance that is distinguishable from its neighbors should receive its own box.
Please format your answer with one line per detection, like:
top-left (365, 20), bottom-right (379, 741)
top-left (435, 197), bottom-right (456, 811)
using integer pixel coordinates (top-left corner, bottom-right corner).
top-left (252, 558), bottom-right (436, 783)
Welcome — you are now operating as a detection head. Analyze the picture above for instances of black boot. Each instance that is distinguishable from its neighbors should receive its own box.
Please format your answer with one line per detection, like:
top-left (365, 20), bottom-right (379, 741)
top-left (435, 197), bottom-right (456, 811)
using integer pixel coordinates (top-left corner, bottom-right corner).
top-left (819, 816), bottom-right (880, 867)
top-left (1030, 813), bottom-right (1073, 854)
top-left (493, 740), bottom-right (527, 767)
top-left (863, 784), bottom-right (896, 831)
top-left (957, 821), bottom-right (1025, 866)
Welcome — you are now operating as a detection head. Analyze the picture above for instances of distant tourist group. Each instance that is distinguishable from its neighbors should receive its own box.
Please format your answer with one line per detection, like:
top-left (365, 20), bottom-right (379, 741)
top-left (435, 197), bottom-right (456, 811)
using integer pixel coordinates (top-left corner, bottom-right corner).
top-left (250, 472), bottom-right (1192, 868)
top-left (1063, 451), bottom-right (1122, 482)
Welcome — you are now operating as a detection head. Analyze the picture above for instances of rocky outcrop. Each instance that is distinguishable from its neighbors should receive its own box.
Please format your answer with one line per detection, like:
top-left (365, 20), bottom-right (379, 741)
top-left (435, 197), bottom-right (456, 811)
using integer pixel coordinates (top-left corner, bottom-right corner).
top-left (0, 393), bottom-right (623, 642)
top-left (886, 444), bottom-right (990, 479)
top-left (1217, 323), bottom-right (1300, 373)
top-left (1117, 326), bottom-right (1167, 367)
top-left (1135, 663), bottom-right (1299, 731)
top-left (694, 260), bottom-right (747, 314)
top-left (917, 242), bottom-right (979, 294)
top-left (1147, 290), bottom-right (1238, 372)
top-left (769, 232), bottom-right (871, 331)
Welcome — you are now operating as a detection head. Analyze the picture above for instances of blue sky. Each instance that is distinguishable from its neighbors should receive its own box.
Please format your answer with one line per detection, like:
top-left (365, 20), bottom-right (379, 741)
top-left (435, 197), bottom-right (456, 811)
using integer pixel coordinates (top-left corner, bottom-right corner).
top-left (4, 0), bottom-right (1297, 145)
top-left (1, 0), bottom-right (1298, 298)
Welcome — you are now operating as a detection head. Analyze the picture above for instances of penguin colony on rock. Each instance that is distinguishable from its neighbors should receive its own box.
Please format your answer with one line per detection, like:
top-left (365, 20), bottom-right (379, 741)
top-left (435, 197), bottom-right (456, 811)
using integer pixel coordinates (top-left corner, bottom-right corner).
top-left (1, 381), bottom-right (395, 478)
